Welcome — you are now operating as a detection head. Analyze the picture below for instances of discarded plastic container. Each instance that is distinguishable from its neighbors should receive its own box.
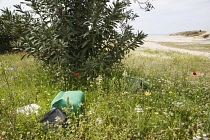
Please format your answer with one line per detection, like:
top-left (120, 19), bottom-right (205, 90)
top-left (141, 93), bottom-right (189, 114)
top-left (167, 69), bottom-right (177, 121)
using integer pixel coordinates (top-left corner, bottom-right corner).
top-left (16, 104), bottom-right (41, 116)
top-left (39, 107), bottom-right (66, 125)
top-left (50, 91), bottom-right (84, 116)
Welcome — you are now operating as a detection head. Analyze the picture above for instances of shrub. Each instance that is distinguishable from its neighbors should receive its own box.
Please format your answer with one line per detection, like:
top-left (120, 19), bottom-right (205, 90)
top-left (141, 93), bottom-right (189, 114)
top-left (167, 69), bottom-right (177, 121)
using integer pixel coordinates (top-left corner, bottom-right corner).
top-left (170, 30), bottom-right (206, 37)
top-left (2, 0), bottom-right (147, 84)
top-left (0, 15), bottom-right (14, 53)
top-left (203, 34), bottom-right (209, 38)
top-left (0, 8), bottom-right (31, 53)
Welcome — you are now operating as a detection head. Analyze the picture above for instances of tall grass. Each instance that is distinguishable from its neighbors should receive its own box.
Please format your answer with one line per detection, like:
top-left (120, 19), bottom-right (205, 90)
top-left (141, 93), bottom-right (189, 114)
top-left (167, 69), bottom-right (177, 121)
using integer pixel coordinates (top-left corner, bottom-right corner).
top-left (0, 49), bottom-right (209, 139)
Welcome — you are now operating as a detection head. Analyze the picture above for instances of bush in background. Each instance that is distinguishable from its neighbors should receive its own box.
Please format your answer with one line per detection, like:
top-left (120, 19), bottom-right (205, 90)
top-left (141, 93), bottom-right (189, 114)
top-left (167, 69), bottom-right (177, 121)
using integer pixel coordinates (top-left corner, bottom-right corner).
top-left (0, 8), bottom-right (31, 53)
top-left (0, 14), bottom-right (15, 53)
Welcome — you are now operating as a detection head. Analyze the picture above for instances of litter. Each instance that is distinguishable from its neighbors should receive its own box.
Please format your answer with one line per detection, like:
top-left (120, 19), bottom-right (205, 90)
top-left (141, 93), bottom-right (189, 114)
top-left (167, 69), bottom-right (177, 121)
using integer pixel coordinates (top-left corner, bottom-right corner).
top-left (7, 68), bottom-right (15, 70)
top-left (39, 107), bottom-right (67, 128)
top-left (50, 91), bottom-right (84, 116)
top-left (16, 104), bottom-right (41, 116)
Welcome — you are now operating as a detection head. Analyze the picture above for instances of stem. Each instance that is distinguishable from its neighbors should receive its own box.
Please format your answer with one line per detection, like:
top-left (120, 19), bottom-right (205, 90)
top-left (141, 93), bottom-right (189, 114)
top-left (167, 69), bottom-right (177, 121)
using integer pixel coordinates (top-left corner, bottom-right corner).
top-left (0, 60), bottom-right (17, 136)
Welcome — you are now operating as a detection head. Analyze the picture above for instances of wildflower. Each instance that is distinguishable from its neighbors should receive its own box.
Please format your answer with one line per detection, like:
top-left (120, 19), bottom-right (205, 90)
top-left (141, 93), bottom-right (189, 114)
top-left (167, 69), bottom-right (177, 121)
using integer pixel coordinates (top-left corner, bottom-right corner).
top-left (26, 132), bottom-right (30, 137)
top-left (122, 70), bottom-right (128, 77)
top-left (154, 112), bottom-right (159, 115)
top-left (2, 131), bottom-right (6, 136)
top-left (88, 111), bottom-right (93, 115)
top-left (96, 118), bottom-right (103, 124)
top-left (169, 91), bottom-right (173, 93)
top-left (19, 51), bottom-right (23, 54)
top-left (134, 105), bottom-right (144, 113)
top-left (146, 106), bottom-right (152, 110)
top-left (75, 73), bottom-right (80, 76)
top-left (144, 91), bottom-right (151, 96)
top-left (134, 107), bottom-right (144, 113)
top-left (96, 75), bottom-right (103, 82)
top-left (122, 91), bottom-right (128, 95)
top-left (185, 77), bottom-right (189, 79)
top-left (192, 72), bottom-right (197, 75)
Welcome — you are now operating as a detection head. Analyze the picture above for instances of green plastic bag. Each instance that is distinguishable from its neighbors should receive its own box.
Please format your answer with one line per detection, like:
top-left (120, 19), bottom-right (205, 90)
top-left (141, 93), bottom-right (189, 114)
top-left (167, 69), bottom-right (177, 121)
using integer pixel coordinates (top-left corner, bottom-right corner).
top-left (50, 91), bottom-right (84, 116)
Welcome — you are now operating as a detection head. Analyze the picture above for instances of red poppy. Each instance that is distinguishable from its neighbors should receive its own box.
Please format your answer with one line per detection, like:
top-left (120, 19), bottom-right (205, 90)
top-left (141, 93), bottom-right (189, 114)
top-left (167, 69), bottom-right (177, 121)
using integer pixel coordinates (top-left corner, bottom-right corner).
top-left (19, 51), bottom-right (23, 54)
top-left (192, 72), bottom-right (197, 75)
top-left (75, 73), bottom-right (80, 76)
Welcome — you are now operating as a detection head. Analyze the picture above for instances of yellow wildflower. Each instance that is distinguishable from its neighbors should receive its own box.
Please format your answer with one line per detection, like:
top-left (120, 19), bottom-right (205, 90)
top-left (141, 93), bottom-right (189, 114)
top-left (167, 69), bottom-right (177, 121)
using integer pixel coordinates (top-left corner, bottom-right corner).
top-left (144, 91), bottom-right (152, 96)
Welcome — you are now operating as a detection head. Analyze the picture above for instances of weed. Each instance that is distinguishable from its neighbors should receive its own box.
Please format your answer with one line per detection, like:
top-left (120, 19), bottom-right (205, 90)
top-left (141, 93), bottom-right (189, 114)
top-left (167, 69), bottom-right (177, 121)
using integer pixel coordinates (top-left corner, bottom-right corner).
top-left (0, 48), bottom-right (210, 139)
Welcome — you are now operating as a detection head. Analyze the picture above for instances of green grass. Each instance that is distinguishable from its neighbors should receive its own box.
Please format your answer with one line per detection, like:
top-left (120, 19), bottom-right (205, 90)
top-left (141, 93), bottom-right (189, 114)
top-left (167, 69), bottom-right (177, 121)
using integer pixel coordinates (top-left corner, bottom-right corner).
top-left (0, 50), bottom-right (210, 139)
top-left (156, 42), bottom-right (210, 53)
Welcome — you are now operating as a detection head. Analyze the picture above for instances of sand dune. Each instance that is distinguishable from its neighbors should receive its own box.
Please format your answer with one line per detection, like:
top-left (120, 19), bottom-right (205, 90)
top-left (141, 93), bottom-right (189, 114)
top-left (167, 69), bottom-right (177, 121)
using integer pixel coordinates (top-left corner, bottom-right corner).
top-left (145, 30), bottom-right (210, 42)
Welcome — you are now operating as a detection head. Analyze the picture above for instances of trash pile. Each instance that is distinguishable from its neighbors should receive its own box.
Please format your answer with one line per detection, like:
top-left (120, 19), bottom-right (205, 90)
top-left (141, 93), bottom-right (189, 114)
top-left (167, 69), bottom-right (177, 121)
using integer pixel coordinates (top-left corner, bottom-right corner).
top-left (16, 91), bottom-right (85, 128)
top-left (15, 78), bottom-right (149, 129)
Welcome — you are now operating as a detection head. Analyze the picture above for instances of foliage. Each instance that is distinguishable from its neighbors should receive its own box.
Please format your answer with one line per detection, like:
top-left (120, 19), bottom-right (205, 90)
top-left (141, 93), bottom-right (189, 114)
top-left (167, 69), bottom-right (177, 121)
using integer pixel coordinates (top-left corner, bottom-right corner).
top-left (0, 0), bottom-right (147, 79)
top-left (0, 10), bottom-right (16, 53)
top-left (203, 34), bottom-right (210, 39)
top-left (0, 49), bottom-right (209, 139)
top-left (129, 0), bottom-right (154, 11)
top-left (0, 8), bottom-right (32, 54)
top-left (0, 17), bottom-right (11, 53)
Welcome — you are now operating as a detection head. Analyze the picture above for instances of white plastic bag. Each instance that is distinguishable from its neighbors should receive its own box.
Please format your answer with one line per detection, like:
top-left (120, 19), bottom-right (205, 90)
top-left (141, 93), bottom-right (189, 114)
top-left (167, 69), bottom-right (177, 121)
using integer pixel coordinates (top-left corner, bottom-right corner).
top-left (16, 104), bottom-right (41, 116)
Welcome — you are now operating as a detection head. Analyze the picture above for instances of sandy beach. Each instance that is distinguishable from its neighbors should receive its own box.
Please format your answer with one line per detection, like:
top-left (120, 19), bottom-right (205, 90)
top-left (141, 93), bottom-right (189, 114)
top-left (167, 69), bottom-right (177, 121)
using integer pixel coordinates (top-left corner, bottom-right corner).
top-left (141, 34), bottom-right (210, 58)
top-left (145, 35), bottom-right (209, 43)
top-left (145, 30), bottom-right (210, 43)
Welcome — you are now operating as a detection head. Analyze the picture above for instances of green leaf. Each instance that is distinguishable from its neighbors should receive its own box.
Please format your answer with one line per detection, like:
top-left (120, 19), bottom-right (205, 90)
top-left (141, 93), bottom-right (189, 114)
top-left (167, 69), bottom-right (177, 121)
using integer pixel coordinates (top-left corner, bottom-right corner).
top-left (81, 40), bottom-right (89, 48)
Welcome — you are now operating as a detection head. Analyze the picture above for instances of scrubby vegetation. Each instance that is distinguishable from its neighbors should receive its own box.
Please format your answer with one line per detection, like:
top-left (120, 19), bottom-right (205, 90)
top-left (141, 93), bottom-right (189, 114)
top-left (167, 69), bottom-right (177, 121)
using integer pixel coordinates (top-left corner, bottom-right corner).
top-left (0, 0), bottom-right (148, 81)
top-left (170, 30), bottom-right (206, 37)
top-left (203, 34), bottom-right (210, 39)
top-left (0, 49), bottom-right (209, 139)
top-left (1, 0), bottom-right (209, 139)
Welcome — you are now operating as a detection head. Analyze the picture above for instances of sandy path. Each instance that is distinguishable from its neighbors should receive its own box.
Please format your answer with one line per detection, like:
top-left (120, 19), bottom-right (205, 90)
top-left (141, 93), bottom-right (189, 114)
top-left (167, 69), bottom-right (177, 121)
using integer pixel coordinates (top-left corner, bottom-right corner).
top-left (141, 36), bottom-right (210, 58)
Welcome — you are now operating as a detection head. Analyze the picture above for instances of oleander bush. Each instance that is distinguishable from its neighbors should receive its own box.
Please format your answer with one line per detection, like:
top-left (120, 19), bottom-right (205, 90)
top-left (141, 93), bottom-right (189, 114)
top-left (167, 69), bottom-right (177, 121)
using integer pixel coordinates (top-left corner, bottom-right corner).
top-left (1, 0), bottom-right (147, 85)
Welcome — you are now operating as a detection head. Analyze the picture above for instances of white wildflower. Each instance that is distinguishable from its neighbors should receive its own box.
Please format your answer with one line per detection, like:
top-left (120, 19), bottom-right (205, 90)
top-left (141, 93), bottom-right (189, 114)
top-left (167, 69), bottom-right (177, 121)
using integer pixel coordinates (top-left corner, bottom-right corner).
top-left (96, 118), bottom-right (103, 124)
top-left (134, 106), bottom-right (144, 113)
top-left (122, 92), bottom-right (128, 95)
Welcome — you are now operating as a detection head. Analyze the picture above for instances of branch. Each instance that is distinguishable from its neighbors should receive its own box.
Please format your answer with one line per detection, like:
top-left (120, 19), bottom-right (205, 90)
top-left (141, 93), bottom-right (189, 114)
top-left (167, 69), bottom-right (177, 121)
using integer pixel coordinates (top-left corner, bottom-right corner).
top-left (123, 0), bottom-right (154, 11)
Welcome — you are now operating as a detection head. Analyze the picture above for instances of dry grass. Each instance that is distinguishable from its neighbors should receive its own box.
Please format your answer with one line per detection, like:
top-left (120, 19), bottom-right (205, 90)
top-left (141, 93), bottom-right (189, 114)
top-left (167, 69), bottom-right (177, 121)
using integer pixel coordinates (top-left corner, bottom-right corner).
top-left (170, 30), bottom-right (206, 37)
top-left (156, 42), bottom-right (210, 53)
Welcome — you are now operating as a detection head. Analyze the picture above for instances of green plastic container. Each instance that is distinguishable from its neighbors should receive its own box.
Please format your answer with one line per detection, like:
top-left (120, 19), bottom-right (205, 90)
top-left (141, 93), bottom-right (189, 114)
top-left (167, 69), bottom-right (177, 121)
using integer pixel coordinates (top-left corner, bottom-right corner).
top-left (50, 91), bottom-right (84, 116)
